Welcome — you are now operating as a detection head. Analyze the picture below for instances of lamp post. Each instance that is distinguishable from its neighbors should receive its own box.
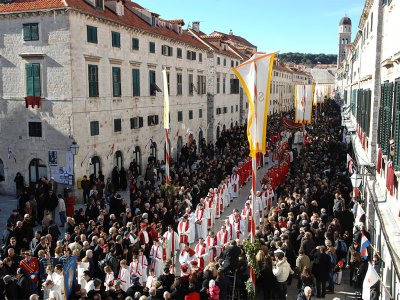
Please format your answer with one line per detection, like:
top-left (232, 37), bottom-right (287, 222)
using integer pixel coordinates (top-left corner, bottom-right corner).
top-left (70, 141), bottom-right (79, 187)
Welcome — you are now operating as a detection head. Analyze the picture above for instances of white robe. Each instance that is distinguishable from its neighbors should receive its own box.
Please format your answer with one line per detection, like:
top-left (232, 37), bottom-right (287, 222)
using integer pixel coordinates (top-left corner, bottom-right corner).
top-left (178, 220), bottom-right (191, 247)
top-left (187, 212), bottom-right (196, 244)
top-left (205, 236), bottom-right (220, 263)
top-left (129, 261), bottom-right (143, 282)
top-left (138, 254), bottom-right (148, 284)
top-left (179, 249), bottom-right (197, 266)
top-left (163, 230), bottom-right (180, 260)
top-left (149, 244), bottom-right (164, 278)
top-left (118, 267), bottom-right (130, 292)
top-left (194, 243), bottom-right (209, 269)
top-left (255, 196), bottom-right (264, 226)
top-left (217, 230), bottom-right (230, 246)
top-left (195, 206), bottom-right (208, 240)
top-left (231, 219), bottom-right (244, 240)
top-left (104, 272), bottom-right (114, 291)
top-left (231, 174), bottom-right (239, 198)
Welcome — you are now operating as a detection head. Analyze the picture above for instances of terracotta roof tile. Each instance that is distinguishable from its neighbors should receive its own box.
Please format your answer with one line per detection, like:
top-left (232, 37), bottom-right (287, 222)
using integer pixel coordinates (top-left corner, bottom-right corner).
top-left (211, 31), bottom-right (256, 48)
top-left (0, 0), bottom-right (66, 13)
top-left (0, 0), bottom-right (207, 50)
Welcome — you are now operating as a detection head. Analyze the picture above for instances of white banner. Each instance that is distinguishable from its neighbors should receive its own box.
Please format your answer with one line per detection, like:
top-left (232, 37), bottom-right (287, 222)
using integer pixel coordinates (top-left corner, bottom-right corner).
top-left (295, 84), bottom-right (314, 124)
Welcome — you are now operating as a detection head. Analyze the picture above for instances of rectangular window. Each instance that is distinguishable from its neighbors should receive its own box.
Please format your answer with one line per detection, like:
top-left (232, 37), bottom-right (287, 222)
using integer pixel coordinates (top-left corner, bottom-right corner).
top-left (188, 74), bottom-right (194, 96)
top-left (28, 122), bottom-right (42, 137)
top-left (132, 37), bottom-right (139, 50)
top-left (236, 105), bottom-right (238, 112)
top-left (130, 117), bottom-right (143, 129)
top-left (223, 107), bottom-right (227, 114)
top-left (114, 118), bottom-right (122, 132)
top-left (223, 76), bottom-right (226, 94)
top-left (25, 63), bottom-right (41, 97)
top-left (217, 57), bottom-right (221, 65)
top-left (178, 111), bottom-right (183, 122)
top-left (177, 48), bottom-right (182, 58)
top-left (161, 45), bottom-right (173, 56)
top-left (216, 108), bottom-right (221, 115)
top-left (90, 121), bottom-right (99, 136)
top-left (23, 23), bottom-right (39, 41)
top-left (149, 70), bottom-right (156, 96)
top-left (148, 115), bottom-right (159, 126)
top-left (223, 58), bottom-right (226, 66)
top-left (199, 53), bottom-right (203, 62)
top-left (88, 65), bottom-right (99, 97)
top-left (112, 67), bottom-right (121, 97)
top-left (217, 75), bottom-right (220, 94)
top-left (95, 0), bottom-right (103, 9)
top-left (132, 69), bottom-right (140, 96)
top-left (230, 78), bottom-right (239, 94)
top-left (177, 73), bottom-right (182, 95)
top-left (167, 72), bottom-right (170, 95)
top-left (199, 109), bottom-right (203, 118)
top-left (231, 106), bottom-right (233, 113)
top-left (186, 50), bottom-right (196, 60)
top-left (189, 110), bottom-right (193, 120)
top-left (149, 42), bottom-right (156, 53)
top-left (197, 75), bottom-right (206, 95)
top-left (87, 25), bottom-right (98, 43)
top-left (231, 60), bottom-right (234, 68)
top-left (111, 31), bottom-right (121, 48)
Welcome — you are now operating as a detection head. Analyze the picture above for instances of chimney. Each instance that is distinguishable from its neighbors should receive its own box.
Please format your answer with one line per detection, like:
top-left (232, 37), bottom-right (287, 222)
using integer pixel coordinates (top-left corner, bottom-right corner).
top-left (229, 29), bottom-right (233, 35)
top-left (192, 21), bottom-right (200, 33)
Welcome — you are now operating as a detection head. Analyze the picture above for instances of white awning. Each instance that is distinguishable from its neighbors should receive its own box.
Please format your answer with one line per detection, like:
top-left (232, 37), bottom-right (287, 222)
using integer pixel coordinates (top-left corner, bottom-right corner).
top-left (350, 133), bottom-right (370, 166)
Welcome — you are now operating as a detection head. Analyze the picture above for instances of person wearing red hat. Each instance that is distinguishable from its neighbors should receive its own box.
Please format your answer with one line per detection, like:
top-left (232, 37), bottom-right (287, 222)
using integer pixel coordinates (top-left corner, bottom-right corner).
top-left (138, 223), bottom-right (150, 257)
top-left (148, 222), bottom-right (158, 243)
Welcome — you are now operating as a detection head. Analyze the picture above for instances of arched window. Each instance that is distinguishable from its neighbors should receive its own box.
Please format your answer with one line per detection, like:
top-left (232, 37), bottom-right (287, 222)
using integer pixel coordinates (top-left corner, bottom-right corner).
top-left (114, 151), bottom-right (123, 170)
top-left (344, 26), bottom-right (347, 33)
top-left (216, 126), bottom-right (221, 140)
top-left (89, 156), bottom-right (101, 178)
top-left (29, 158), bottom-right (47, 184)
top-left (0, 159), bottom-right (4, 182)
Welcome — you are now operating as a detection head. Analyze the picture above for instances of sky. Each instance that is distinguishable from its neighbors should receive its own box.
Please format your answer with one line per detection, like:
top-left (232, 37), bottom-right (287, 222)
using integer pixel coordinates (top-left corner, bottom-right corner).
top-left (138, 0), bottom-right (365, 54)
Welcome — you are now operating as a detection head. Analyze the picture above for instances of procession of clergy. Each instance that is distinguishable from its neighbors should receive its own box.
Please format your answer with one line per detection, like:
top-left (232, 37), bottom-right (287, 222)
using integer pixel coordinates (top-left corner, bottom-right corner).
top-left (114, 167), bottom-right (280, 291)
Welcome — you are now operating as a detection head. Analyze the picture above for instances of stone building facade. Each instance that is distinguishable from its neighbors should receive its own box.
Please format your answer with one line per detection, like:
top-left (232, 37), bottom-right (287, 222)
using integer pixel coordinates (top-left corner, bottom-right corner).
top-left (336, 1), bottom-right (400, 298)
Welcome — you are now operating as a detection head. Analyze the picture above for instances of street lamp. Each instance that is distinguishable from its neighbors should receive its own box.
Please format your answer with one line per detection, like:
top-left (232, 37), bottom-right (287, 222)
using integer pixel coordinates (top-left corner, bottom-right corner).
top-left (350, 172), bottom-right (363, 188)
top-left (70, 141), bottom-right (79, 155)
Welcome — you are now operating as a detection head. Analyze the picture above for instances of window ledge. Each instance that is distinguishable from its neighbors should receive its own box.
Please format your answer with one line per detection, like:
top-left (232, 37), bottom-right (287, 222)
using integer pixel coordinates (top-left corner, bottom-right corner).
top-left (130, 61), bottom-right (141, 67)
top-left (392, 51), bottom-right (400, 64)
top-left (381, 58), bottom-right (394, 68)
top-left (109, 58), bottom-right (122, 65)
top-left (84, 55), bottom-right (101, 62)
top-left (19, 53), bottom-right (46, 59)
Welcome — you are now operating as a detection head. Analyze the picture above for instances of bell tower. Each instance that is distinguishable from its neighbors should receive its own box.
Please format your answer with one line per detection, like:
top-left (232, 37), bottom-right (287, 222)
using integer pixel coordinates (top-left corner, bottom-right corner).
top-left (338, 16), bottom-right (352, 66)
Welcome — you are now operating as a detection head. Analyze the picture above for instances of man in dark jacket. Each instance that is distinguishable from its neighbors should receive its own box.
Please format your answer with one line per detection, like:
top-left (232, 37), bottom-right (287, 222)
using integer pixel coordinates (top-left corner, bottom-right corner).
top-left (297, 286), bottom-right (313, 300)
top-left (311, 246), bottom-right (331, 298)
top-left (3, 275), bottom-right (18, 300)
top-left (16, 268), bottom-right (34, 299)
top-left (220, 240), bottom-right (241, 273)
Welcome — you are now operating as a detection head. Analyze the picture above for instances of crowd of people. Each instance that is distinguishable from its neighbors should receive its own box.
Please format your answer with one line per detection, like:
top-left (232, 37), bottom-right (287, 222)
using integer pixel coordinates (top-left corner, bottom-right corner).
top-left (0, 100), bottom-right (378, 300)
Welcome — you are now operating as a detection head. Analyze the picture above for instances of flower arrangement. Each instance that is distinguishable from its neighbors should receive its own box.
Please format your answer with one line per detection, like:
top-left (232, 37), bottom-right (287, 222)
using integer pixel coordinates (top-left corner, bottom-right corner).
top-left (243, 240), bottom-right (261, 300)
top-left (335, 259), bottom-right (345, 272)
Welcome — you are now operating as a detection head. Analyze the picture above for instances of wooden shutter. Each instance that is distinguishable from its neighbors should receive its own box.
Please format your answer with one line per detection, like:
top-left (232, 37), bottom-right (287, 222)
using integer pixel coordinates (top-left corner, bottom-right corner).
top-left (132, 69), bottom-right (140, 96)
top-left (23, 24), bottom-right (31, 41)
top-left (139, 117), bottom-right (143, 127)
top-left (32, 64), bottom-right (41, 96)
top-left (31, 24), bottom-right (39, 41)
top-left (149, 70), bottom-right (156, 96)
top-left (26, 64), bottom-right (33, 96)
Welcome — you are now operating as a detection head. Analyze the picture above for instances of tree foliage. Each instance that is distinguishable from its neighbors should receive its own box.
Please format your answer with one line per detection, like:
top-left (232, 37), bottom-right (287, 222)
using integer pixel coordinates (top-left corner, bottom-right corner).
top-left (279, 52), bottom-right (337, 66)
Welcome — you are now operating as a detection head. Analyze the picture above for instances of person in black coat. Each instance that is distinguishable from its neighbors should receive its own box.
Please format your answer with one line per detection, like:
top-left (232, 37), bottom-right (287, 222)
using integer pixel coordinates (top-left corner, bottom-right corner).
top-left (311, 246), bottom-right (331, 298)
top-left (220, 240), bottom-right (241, 273)
top-left (3, 275), bottom-right (18, 300)
top-left (16, 268), bottom-right (34, 300)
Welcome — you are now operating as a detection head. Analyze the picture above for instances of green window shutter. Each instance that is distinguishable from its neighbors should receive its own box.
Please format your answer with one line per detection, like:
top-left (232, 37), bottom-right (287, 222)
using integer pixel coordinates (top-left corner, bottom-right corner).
top-left (112, 67), bottom-right (121, 97)
top-left (32, 64), bottom-right (41, 96)
top-left (132, 69), bottom-right (140, 96)
top-left (88, 65), bottom-right (99, 97)
top-left (31, 23), bottom-right (39, 41)
top-left (149, 70), bottom-right (156, 96)
top-left (394, 111), bottom-right (400, 170)
top-left (26, 64), bottom-right (33, 96)
top-left (23, 24), bottom-right (31, 41)
top-left (383, 107), bottom-right (391, 155)
top-left (87, 26), bottom-right (97, 43)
